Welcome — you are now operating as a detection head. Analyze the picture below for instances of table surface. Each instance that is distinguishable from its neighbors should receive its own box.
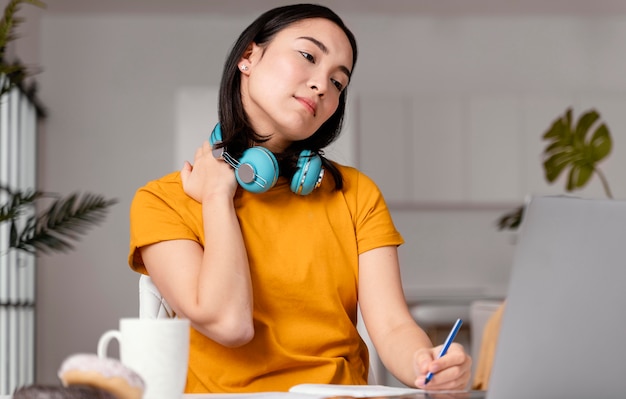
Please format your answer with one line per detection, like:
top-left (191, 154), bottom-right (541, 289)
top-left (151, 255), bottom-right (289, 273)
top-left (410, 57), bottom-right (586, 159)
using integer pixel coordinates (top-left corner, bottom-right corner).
top-left (2, 383), bottom-right (485, 399)
top-left (2, 391), bottom-right (486, 399)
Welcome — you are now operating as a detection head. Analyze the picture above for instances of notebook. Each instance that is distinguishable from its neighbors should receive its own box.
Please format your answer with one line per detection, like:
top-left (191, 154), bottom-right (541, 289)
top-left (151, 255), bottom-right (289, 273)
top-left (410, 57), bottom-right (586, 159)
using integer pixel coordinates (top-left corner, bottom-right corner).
top-left (486, 196), bottom-right (626, 399)
top-left (289, 383), bottom-right (484, 398)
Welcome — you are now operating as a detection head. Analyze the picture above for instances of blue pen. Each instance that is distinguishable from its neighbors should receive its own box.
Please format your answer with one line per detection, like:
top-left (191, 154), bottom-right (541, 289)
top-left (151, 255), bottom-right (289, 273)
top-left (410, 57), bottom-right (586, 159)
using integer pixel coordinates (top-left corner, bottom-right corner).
top-left (424, 318), bottom-right (463, 385)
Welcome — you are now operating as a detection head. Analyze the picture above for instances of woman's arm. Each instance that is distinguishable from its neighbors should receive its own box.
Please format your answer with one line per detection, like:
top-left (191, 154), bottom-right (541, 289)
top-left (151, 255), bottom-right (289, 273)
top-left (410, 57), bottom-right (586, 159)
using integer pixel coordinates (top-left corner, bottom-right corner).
top-left (140, 141), bottom-right (254, 347)
top-left (358, 246), bottom-right (471, 389)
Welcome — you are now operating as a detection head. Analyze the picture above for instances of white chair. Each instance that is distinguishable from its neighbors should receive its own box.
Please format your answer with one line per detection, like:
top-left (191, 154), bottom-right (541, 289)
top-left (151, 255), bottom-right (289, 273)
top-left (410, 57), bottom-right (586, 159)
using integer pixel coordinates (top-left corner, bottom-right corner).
top-left (139, 274), bottom-right (174, 319)
top-left (138, 275), bottom-right (378, 384)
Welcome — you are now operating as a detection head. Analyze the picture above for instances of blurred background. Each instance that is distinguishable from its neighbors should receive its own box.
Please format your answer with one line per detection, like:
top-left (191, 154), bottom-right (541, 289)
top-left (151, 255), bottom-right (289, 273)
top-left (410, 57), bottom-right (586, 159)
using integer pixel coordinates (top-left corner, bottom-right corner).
top-left (3, 0), bottom-right (626, 389)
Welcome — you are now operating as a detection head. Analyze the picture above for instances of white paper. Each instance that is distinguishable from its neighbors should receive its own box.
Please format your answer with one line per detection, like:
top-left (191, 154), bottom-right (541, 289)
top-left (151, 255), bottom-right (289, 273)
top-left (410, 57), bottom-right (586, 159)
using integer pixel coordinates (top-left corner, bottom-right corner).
top-left (289, 384), bottom-right (424, 398)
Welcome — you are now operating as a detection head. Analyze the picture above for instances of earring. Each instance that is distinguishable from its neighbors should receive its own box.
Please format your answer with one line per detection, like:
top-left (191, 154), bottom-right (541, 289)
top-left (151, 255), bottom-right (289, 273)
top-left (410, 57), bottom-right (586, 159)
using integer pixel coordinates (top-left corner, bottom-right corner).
top-left (240, 64), bottom-right (249, 71)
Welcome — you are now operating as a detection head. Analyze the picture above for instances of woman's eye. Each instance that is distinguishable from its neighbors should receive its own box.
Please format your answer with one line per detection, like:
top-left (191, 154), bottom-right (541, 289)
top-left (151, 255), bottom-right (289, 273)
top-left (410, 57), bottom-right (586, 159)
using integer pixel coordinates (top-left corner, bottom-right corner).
top-left (299, 51), bottom-right (315, 63)
top-left (332, 79), bottom-right (344, 91)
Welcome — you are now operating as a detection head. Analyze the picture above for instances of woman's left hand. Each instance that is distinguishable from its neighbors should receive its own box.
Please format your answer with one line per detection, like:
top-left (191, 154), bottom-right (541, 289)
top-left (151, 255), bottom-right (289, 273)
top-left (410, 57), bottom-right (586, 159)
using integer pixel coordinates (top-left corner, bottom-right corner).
top-left (413, 342), bottom-right (472, 390)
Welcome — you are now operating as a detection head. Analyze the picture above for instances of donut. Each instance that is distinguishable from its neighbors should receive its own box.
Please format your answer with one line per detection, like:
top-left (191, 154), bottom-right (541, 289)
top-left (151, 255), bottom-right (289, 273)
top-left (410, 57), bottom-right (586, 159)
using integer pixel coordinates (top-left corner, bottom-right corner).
top-left (13, 383), bottom-right (118, 398)
top-left (58, 353), bottom-right (145, 399)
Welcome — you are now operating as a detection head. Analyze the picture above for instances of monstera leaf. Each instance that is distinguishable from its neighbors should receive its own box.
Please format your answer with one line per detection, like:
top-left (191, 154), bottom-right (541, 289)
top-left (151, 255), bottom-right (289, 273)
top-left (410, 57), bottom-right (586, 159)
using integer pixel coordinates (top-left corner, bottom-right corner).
top-left (542, 107), bottom-right (613, 198)
top-left (497, 107), bottom-right (614, 230)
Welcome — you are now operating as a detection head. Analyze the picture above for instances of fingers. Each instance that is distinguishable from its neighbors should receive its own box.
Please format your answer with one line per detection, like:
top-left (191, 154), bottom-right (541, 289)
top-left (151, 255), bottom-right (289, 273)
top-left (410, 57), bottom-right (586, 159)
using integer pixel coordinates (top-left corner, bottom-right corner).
top-left (202, 140), bottom-right (213, 153)
top-left (180, 160), bottom-right (192, 181)
top-left (193, 141), bottom-right (212, 162)
top-left (413, 347), bottom-right (434, 376)
top-left (189, 141), bottom-right (223, 172)
top-left (182, 140), bottom-right (239, 202)
top-left (416, 363), bottom-right (471, 391)
top-left (414, 343), bottom-right (472, 391)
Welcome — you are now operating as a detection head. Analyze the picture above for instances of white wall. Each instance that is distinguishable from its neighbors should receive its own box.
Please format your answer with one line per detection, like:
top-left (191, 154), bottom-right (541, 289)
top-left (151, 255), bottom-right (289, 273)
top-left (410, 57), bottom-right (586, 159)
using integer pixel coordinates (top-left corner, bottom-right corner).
top-left (32, 10), bottom-right (626, 384)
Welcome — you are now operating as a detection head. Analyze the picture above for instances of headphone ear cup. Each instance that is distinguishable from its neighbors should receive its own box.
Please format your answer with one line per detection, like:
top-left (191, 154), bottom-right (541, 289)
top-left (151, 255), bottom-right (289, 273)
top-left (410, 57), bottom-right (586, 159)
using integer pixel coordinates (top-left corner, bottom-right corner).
top-left (209, 123), bottom-right (222, 145)
top-left (237, 147), bottom-right (279, 193)
top-left (291, 150), bottom-right (324, 195)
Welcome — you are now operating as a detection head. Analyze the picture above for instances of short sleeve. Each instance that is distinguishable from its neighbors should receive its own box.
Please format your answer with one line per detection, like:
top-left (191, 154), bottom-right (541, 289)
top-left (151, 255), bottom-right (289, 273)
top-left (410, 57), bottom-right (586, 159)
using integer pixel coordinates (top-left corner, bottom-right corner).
top-left (344, 168), bottom-right (404, 254)
top-left (128, 172), bottom-right (202, 274)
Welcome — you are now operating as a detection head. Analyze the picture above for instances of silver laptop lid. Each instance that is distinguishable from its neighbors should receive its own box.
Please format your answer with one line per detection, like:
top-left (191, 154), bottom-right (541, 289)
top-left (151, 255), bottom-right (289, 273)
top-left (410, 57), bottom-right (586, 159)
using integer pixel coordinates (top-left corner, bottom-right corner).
top-left (487, 196), bottom-right (626, 399)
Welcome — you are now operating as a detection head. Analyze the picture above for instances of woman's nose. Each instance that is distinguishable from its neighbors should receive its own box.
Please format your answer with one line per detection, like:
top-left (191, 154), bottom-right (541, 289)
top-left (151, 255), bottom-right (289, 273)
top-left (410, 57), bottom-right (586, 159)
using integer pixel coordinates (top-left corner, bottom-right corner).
top-left (309, 76), bottom-right (328, 96)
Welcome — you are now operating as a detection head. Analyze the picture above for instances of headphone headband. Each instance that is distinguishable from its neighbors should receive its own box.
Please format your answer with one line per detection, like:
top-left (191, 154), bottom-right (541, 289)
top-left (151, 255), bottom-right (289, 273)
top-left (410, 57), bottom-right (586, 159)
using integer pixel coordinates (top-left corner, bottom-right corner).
top-left (209, 123), bottom-right (323, 195)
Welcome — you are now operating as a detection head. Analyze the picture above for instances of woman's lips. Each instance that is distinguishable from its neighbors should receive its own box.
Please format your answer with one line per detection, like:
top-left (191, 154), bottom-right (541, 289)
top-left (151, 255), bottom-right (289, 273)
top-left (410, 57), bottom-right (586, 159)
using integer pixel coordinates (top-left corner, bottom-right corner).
top-left (296, 97), bottom-right (317, 116)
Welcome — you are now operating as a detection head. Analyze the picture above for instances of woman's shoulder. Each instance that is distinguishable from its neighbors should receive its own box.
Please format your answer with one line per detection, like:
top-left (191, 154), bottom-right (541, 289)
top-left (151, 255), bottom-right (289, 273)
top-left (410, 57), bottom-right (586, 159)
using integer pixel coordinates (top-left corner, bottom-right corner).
top-left (332, 162), bottom-right (362, 179)
top-left (331, 162), bottom-right (379, 190)
top-left (138, 171), bottom-right (182, 193)
top-left (132, 171), bottom-right (185, 205)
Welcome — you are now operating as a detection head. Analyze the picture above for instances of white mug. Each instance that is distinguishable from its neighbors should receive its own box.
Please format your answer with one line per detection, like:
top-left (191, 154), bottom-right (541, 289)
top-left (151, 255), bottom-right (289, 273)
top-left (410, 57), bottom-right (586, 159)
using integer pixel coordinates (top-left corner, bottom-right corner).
top-left (97, 318), bottom-right (190, 399)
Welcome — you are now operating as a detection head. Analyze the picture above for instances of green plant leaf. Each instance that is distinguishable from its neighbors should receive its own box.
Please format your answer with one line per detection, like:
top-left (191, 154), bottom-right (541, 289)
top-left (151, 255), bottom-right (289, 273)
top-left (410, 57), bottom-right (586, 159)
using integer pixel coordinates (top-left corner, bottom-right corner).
top-left (1, 2), bottom-right (114, 254)
top-left (0, 185), bottom-right (41, 222)
top-left (0, 0), bottom-right (46, 96)
top-left (542, 117), bottom-right (567, 140)
top-left (5, 189), bottom-right (117, 255)
top-left (0, 0), bottom-right (46, 50)
top-left (567, 162), bottom-right (593, 190)
top-left (496, 205), bottom-right (524, 230)
top-left (543, 151), bottom-right (574, 182)
top-left (574, 110), bottom-right (599, 143)
top-left (499, 107), bottom-right (615, 231)
top-left (589, 124), bottom-right (611, 161)
top-left (541, 107), bottom-right (613, 196)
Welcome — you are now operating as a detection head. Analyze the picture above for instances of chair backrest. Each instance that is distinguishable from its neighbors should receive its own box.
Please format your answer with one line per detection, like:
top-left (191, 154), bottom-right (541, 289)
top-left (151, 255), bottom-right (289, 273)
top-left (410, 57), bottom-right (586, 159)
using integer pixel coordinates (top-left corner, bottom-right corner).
top-left (138, 275), bottom-right (378, 384)
top-left (139, 274), bottom-right (174, 319)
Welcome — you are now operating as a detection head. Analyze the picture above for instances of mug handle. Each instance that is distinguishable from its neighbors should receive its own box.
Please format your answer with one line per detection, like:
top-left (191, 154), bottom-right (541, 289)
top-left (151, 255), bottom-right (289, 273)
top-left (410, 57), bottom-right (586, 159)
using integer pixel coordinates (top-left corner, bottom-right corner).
top-left (97, 329), bottom-right (122, 359)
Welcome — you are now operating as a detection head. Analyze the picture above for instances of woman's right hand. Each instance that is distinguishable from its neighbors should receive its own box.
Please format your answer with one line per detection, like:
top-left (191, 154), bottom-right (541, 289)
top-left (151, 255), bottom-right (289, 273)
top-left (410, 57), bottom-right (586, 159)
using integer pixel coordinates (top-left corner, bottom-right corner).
top-left (180, 140), bottom-right (238, 202)
top-left (147, 141), bottom-right (254, 347)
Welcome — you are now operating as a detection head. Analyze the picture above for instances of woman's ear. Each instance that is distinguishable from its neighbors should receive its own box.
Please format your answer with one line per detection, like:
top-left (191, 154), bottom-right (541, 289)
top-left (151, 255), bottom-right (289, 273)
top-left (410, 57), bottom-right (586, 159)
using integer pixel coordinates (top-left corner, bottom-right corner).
top-left (238, 42), bottom-right (261, 75)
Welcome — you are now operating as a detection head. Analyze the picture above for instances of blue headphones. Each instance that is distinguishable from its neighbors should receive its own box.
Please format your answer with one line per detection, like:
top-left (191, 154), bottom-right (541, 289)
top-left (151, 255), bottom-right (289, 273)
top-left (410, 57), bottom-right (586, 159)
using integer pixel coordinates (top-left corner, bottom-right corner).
top-left (209, 124), bottom-right (324, 195)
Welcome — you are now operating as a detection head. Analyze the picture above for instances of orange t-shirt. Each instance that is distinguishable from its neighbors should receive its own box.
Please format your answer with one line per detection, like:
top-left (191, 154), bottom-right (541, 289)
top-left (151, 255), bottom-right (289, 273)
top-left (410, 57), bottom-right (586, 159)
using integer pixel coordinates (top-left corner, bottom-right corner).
top-left (128, 164), bottom-right (404, 392)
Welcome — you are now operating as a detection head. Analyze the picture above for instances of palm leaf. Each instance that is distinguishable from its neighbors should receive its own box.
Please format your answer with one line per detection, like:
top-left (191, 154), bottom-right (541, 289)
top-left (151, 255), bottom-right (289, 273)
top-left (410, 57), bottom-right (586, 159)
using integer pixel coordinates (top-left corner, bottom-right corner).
top-left (0, 185), bottom-right (41, 221)
top-left (0, 0), bottom-right (46, 52)
top-left (0, 0), bottom-right (46, 96)
top-left (0, 1), bottom-right (115, 253)
top-left (6, 191), bottom-right (118, 254)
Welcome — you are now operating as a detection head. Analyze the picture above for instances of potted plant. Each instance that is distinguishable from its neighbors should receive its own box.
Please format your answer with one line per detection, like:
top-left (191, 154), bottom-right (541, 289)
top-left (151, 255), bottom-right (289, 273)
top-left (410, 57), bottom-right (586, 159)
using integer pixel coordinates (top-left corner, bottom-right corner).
top-left (497, 107), bottom-right (614, 230)
top-left (0, 0), bottom-right (117, 255)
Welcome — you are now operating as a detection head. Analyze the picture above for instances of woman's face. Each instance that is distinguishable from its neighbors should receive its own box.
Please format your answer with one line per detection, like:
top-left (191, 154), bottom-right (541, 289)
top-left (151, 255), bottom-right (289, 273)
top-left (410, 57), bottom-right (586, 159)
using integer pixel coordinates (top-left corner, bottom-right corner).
top-left (239, 18), bottom-right (353, 152)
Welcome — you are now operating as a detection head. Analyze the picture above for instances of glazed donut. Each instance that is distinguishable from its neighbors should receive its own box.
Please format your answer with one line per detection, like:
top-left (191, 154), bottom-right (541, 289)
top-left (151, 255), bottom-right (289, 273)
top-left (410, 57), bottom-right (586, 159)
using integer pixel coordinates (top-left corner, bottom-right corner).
top-left (58, 353), bottom-right (145, 399)
top-left (13, 383), bottom-right (118, 398)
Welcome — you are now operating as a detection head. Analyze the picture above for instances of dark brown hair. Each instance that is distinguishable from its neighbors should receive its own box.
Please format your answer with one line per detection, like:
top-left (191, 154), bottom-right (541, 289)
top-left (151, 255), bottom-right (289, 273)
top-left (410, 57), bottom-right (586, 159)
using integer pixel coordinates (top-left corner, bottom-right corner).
top-left (217, 3), bottom-right (358, 190)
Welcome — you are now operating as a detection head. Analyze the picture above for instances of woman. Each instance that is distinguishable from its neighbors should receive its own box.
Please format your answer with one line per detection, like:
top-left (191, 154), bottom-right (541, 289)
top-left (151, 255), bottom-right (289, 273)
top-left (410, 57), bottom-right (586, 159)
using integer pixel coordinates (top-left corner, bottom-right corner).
top-left (129, 3), bottom-right (471, 393)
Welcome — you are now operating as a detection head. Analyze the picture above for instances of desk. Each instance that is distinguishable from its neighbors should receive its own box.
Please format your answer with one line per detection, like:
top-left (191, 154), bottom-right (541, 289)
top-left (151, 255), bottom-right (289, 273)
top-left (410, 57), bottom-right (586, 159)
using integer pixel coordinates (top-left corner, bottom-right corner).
top-left (2, 393), bottom-right (486, 399)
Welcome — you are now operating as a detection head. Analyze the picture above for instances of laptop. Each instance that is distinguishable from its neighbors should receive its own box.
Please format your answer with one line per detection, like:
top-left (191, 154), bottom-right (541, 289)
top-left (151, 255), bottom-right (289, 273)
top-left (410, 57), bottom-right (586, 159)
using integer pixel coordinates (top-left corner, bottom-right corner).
top-left (486, 196), bottom-right (626, 399)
